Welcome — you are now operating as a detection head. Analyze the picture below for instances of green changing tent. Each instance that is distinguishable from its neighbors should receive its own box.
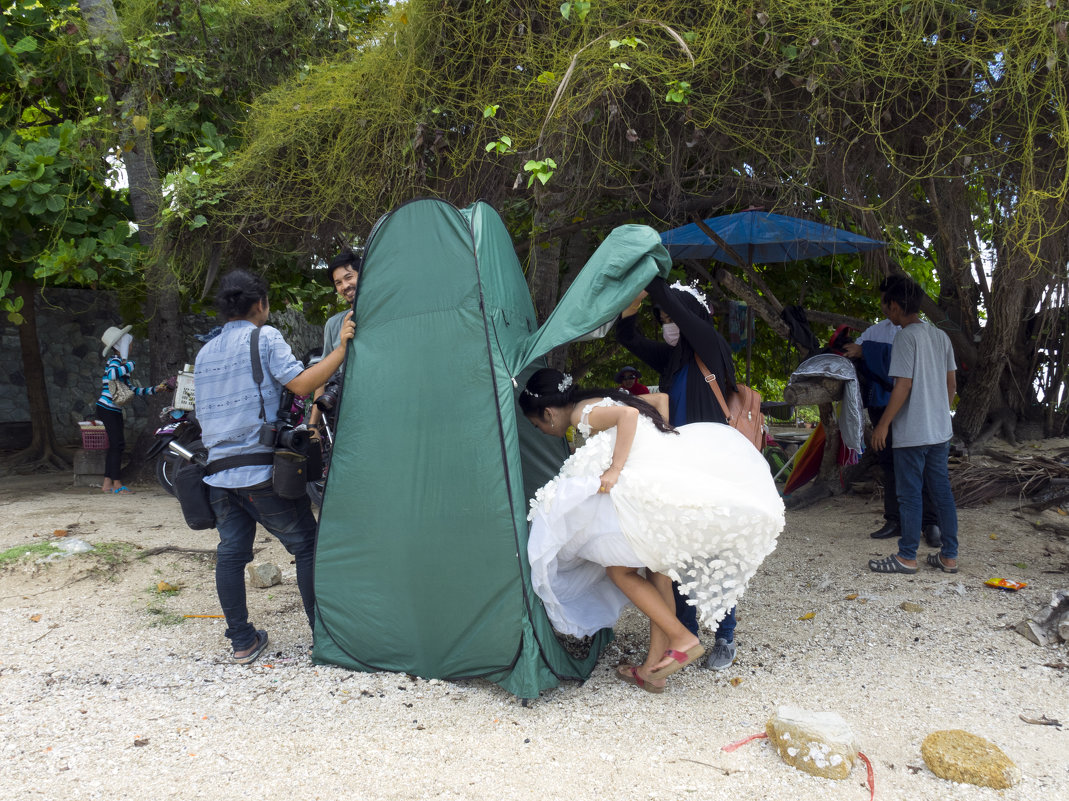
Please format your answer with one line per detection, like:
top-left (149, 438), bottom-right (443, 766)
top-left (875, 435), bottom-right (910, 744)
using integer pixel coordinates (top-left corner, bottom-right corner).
top-left (312, 198), bottom-right (670, 698)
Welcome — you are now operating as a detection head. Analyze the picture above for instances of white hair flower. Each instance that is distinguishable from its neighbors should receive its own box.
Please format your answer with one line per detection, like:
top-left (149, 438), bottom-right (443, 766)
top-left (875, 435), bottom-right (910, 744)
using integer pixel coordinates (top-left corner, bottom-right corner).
top-left (669, 280), bottom-right (709, 311)
top-left (557, 374), bottom-right (573, 393)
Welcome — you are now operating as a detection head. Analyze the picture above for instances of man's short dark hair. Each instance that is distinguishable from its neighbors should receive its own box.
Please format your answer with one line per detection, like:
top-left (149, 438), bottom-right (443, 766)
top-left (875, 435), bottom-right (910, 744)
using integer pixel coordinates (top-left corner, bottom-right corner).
top-left (882, 275), bottom-right (924, 315)
top-left (878, 273), bottom-right (909, 293)
top-left (215, 269), bottom-right (268, 319)
top-left (326, 250), bottom-right (361, 286)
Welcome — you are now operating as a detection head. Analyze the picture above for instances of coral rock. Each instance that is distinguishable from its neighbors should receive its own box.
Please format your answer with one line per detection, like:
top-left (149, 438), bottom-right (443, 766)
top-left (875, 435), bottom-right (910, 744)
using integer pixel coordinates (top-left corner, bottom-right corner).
top-left (765, 705), bottom-right (857, 780)
top-left (921, 729), bottom-right (1020, 789)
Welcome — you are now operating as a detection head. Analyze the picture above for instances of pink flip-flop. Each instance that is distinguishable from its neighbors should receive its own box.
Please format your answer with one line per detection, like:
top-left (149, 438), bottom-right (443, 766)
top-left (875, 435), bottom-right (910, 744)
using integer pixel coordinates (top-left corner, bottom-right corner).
top-left (615, 664), bottom-right (665, 694)
top-left (647, 644), bottom-right (705, 680)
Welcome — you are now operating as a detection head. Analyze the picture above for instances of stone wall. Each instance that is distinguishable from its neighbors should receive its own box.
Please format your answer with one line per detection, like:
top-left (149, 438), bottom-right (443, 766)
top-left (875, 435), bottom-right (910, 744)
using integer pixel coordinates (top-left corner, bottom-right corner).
top-left (0, 287), bottom-right (323, 450)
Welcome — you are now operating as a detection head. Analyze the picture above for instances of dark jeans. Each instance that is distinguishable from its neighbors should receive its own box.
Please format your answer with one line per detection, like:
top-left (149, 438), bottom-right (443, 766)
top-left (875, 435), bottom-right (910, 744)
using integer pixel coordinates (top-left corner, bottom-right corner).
top-left (95, 403), bottom-right (124, 481)
top-left (210, 483), bottom-right (318, 651)
top-left (869, 407), bottom-right (937, 525)
top-left (893, 440), bottom-right (959, 561)
top-left (675, 584), bottom-right (737, 643)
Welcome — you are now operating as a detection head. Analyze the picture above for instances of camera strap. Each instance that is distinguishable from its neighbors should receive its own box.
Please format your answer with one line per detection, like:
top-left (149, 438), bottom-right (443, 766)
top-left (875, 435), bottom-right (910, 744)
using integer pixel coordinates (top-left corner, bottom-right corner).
top-left (250, 327), bottom-right (266, 422)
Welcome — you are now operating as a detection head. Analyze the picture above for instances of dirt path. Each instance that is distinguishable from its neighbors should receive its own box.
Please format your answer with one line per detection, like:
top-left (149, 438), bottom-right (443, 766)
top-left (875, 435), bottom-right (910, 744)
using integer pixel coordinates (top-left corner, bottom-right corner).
top-left (0, 470), bottom-right (1066, 800)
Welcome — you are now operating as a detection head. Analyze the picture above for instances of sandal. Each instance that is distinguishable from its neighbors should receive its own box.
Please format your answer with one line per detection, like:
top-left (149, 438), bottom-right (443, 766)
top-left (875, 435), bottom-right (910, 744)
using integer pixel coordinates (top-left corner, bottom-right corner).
top-left (926, 552), bottom-right (958, 573)
top-left (647, 644), bottom-right (706, 680)
top-left (868, 555), bottom-right (918, 574)
top-left (615, 664), bottom-right (665, 694)
top-left (113, 486), bottom-right (133, 494)
top-left (232, 629), bottom-right (269, 665)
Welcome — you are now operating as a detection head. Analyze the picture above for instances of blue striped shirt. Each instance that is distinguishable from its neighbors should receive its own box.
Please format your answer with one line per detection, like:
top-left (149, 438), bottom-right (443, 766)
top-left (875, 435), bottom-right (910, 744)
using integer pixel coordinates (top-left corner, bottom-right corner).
top-left (97, 356), bottom-right (155, 411)
top-left (194, 321), bottom-right (304, 488)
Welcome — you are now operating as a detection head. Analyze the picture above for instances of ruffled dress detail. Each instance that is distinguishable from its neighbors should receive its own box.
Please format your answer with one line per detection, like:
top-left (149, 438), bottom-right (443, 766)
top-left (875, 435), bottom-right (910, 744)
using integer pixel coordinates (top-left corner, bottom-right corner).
top-left (528, 399), bottom-right (784, 638)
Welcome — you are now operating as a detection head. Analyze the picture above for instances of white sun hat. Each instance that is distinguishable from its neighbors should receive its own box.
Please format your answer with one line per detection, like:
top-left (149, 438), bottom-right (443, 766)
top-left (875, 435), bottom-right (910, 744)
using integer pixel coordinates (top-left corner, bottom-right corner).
top-left (100, 324), bottom-right (133, 357)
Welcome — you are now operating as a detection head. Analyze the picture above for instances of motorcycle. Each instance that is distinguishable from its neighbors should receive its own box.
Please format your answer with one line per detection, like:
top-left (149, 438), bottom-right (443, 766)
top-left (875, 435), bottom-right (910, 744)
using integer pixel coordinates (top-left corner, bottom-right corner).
top-left (148, 405), bottom-right (203, 495)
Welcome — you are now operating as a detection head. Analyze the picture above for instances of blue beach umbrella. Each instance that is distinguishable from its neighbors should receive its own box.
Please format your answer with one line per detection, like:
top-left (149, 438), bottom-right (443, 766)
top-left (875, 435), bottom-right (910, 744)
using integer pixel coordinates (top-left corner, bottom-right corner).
top-left (660, 209), bottom-right (884, 265)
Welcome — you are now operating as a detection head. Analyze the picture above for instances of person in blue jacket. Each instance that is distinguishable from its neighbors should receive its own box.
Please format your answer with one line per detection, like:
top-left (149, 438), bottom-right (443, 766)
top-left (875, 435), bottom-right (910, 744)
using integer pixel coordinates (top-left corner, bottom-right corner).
top-left (616, 277), bottom-right (743, 671)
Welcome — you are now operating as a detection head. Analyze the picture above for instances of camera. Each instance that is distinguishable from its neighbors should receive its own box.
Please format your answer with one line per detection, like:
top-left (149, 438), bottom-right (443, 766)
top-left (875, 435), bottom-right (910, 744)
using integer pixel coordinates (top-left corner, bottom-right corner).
top-left (258, 390), bottom-right (312, 453)
top-left (314, 371), bottom-right (344, 413)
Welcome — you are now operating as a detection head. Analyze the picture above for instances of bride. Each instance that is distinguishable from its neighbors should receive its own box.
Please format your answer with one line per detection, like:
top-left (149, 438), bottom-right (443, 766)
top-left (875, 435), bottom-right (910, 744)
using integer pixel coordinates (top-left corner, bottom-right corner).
top-left (521, 368), bottom-right (784, 692)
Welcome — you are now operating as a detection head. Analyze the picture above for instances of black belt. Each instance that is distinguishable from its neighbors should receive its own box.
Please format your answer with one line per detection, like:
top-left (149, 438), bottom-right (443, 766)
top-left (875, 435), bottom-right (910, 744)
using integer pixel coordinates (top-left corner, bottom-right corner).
top-left (204, 452), bottom-right (275, 476)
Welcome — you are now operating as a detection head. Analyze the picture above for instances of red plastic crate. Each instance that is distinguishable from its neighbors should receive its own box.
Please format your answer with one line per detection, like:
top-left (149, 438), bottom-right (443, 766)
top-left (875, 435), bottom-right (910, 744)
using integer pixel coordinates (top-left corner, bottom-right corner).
top-left (80, 427), bottom-right (109, 450)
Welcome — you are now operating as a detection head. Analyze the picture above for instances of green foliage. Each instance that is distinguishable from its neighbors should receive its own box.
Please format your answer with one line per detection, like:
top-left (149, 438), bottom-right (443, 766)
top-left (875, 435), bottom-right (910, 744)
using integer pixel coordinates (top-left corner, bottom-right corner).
top-left (524, 157), bottom-right (557, 187)
top-left (560, 2), bottom-right (592, 23)
top-left (0, 541), bottom-right (61, 566)
top-left (0, 120), bottom-right (138, 321)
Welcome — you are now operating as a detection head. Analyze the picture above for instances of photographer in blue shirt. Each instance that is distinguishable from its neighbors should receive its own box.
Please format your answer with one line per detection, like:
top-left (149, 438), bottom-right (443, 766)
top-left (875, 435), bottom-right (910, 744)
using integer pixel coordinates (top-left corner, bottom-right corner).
top-left (195, 269), bottom-right (354, 664)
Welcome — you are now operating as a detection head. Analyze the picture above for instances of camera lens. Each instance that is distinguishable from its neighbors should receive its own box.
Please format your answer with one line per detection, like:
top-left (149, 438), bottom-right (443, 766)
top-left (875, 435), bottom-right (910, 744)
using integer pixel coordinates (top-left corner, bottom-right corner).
top-left (278, 427), bottom-right (311, 454)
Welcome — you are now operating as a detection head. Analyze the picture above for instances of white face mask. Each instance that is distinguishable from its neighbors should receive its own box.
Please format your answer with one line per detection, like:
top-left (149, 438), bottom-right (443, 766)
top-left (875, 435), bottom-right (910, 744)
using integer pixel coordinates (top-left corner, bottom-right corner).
top-left (662, 323), bottom-right (680, 346)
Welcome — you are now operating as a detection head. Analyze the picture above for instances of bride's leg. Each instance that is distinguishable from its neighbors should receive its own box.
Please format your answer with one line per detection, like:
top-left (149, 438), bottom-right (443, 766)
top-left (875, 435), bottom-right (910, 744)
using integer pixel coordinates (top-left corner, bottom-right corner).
top-left (607, 566), bottom-right (700, 677)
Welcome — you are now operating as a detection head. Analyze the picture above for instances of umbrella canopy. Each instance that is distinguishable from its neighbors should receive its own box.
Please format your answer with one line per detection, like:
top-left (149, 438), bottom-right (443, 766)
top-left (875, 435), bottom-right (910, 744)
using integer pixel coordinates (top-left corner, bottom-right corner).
top-left (660, 210), bottom-right (884, 265)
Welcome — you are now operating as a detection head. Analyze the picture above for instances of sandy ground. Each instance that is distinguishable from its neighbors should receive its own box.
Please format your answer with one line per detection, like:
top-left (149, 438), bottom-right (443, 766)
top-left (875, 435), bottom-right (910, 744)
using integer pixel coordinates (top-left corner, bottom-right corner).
top-left (0, 464), bottom-right (1067, 801)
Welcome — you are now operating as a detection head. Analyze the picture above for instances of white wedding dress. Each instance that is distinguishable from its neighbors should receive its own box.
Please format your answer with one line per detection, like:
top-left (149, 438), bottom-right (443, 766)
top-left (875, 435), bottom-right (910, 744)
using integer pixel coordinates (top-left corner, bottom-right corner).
top-left (527, 399), bottom-right (784, 637)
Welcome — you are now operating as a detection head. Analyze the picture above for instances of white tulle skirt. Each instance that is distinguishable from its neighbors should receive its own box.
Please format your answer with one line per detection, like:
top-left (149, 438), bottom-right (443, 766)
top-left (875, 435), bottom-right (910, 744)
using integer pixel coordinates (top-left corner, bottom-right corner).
top-left (528, 419), bottom-right (784, 638)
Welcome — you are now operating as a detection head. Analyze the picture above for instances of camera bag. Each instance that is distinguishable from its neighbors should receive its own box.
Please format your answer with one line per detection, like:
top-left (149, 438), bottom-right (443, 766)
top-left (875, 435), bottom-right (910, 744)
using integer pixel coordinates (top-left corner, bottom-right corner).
top-left (249, 328), bottom-right (308, 497)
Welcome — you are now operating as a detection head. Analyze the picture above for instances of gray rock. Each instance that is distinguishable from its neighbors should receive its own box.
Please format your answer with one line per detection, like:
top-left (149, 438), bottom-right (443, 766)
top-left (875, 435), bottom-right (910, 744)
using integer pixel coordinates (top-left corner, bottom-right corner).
top-left (247, 562), bottom-right (281, 588)
top-left (765, 705), bottom-right (857, 780)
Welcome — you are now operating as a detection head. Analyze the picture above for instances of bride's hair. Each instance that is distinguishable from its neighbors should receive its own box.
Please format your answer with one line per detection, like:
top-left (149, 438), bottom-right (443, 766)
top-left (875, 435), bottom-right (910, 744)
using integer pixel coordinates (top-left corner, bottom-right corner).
top-left (519, 368), bottom-right (676, 434)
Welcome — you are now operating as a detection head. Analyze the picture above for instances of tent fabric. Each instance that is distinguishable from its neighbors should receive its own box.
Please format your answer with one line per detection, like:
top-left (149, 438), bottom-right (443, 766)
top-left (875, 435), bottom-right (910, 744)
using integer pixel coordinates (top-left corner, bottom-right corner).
top-left (312, 198), bottom-right (670, 698)
top-left (660, 210), bottom-right (885, 265)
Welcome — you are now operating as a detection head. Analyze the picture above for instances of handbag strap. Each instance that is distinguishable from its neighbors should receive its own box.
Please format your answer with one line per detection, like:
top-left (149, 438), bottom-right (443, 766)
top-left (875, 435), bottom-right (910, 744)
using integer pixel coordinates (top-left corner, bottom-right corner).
top-left (694, 355), bottom-right (733, 423)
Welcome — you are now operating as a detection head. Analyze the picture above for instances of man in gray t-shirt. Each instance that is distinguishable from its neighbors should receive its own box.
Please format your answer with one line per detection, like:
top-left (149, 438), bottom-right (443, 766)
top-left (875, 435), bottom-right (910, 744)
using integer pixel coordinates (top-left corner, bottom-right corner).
top-left (868, 277), bottom-right (960, 577)
top-left (308, 251), bottom-right (360, 431)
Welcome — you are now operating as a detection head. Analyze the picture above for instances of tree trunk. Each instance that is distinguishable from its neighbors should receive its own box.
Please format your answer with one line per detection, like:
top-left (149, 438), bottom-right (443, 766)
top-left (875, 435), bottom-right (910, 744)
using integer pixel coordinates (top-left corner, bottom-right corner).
top-left (527, 179), bottom-right (570, 370)
top-left (954, 255), bottom-right (1031, 442)
top-left (5, 281), bottom-right (72, 471)
top-left (78, 0), bottom-right (186, 480)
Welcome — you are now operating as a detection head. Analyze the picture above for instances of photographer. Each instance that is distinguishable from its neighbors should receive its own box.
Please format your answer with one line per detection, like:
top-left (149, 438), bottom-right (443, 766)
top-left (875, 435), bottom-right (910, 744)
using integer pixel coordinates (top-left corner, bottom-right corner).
top-left (194, 269), bottom-right (354, 665)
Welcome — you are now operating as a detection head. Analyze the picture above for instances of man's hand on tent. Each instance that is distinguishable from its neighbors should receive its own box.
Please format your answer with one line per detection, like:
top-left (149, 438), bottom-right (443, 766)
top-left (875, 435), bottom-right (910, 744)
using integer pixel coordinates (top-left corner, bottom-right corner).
top-left (338, 311), bottom-right (355, 346)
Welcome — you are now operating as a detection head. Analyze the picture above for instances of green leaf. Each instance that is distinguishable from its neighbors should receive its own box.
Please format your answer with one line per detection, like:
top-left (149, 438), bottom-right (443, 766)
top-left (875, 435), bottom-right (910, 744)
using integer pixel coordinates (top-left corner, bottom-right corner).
top-left (12, 36), bottom-right (38, 54)
top-left (190, 215), bottom-right (208, 229)
top-left (483, 104), bottom-right (499, 118)
top-left (45, 195), bottom-right (65, 212)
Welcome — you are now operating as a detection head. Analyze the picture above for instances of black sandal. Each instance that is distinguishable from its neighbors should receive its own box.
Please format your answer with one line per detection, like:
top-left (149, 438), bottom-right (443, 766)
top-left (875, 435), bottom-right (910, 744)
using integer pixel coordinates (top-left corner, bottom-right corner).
top-left (926, 552), bottom-right (958, 573)
top-left (232, 629), bottom-right (269, 665)
top-left (868, 555), bottom-right (918, 574)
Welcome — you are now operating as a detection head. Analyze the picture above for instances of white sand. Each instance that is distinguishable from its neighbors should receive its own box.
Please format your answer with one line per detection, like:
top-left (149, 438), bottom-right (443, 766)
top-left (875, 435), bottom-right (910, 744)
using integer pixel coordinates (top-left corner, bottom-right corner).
top-left (0, 471), bottom-right (1066, 800)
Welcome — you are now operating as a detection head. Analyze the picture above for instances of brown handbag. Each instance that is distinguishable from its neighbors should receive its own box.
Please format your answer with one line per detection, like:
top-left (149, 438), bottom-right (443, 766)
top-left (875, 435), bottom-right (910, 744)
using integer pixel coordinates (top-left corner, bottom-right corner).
top-left (694, 356), bottom-right (765, 451)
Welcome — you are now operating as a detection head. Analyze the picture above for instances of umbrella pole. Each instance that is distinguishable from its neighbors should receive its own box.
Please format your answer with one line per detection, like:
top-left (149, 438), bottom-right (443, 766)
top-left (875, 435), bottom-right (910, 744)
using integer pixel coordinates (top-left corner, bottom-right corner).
top-left (746, 302), bottom-right (753, 385)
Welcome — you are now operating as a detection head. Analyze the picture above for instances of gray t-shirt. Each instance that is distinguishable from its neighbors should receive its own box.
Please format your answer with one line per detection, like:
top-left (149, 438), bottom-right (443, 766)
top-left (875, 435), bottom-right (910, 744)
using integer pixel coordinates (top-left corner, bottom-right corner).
top-left (322, 309), bottom-right (348, 354)
top-left (888, 321), bottom-right (956, 447)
